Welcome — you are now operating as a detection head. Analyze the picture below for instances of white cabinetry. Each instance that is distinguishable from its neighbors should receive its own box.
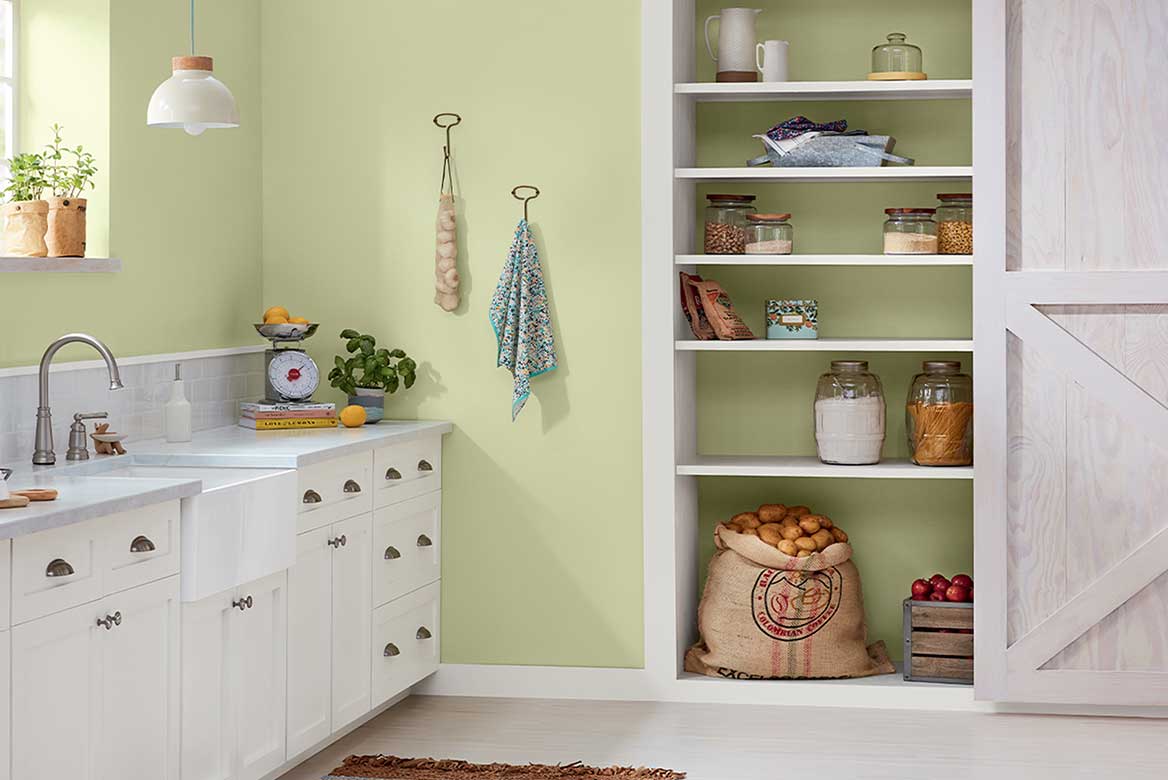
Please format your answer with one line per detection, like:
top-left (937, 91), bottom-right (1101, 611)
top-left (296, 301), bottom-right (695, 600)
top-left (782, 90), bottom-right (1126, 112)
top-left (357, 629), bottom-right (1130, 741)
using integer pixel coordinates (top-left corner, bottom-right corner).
top-left (181, 571), bottom-right (287, 780)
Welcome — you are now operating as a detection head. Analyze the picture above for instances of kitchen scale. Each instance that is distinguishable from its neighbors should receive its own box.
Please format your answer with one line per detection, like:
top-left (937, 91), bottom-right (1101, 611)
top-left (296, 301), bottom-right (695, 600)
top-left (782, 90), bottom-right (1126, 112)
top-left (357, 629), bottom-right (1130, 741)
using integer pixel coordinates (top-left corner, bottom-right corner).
top-left (254, 323), bottom-right (321, 403)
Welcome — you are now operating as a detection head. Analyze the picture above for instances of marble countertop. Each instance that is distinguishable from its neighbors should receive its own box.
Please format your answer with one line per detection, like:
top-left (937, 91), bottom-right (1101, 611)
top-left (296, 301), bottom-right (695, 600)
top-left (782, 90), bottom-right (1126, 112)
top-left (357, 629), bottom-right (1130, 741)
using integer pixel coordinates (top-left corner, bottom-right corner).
top-left (0, 419), bottom-right (452, 539)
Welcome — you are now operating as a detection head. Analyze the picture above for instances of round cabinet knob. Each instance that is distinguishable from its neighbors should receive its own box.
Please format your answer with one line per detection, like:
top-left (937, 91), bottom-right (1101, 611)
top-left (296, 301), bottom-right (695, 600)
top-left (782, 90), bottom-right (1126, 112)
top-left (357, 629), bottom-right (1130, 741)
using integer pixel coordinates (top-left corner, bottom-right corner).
top-left (417, 459), bottom-right (434, 473)
top-left (383, 643), bottom-right (401, 657)
top-left (96, 611), bottom-right (122, 630)
top-left (130, 535), bottom-right (156, 553)
top-left (416, 626), bottom-right (433, 640)
top-left (385, 468), bottom-right (402, 481)
top-left (328, 535), bottom-right (348, 548)
top-left (45, 558), bottom-right (75, 578)
top-left (233, 596), bottom-right (253, 611)
top-left (343, 479), bottom-right (362, 494)
top-left (302, 489), bottom-right (322, 504)
top-left (384, 546), bottom-right (401, 560)
top-left (416, 534), bottom-right (433, 548)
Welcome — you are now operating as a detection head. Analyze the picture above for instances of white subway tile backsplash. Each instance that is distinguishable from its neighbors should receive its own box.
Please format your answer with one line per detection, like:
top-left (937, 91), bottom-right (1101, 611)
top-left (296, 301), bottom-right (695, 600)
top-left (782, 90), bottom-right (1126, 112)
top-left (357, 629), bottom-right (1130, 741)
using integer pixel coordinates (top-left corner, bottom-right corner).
top-left (0, 351), bottom-right (264, 465)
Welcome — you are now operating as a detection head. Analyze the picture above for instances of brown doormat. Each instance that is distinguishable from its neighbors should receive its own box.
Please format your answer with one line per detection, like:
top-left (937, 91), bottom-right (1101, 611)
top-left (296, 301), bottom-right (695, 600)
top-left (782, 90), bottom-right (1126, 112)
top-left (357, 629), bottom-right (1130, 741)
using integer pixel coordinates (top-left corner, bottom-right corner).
top-left (325, 755), bottom-right (686, 779)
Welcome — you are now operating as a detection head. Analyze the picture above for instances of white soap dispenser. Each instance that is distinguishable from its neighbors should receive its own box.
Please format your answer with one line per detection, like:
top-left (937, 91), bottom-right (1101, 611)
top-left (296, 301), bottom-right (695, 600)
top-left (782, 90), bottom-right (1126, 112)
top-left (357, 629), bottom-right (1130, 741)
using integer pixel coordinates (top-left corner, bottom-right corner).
top-left (165, 363), bottom-right (192, 443)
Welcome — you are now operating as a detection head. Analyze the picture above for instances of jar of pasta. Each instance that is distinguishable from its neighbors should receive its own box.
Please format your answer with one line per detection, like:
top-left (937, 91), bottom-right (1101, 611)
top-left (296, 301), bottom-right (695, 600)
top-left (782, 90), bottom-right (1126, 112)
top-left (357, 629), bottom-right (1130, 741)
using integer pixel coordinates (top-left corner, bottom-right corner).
top-left (935, 193), bottom-right (973, 255)
top-left (906, 361), bottom-right (973, 466)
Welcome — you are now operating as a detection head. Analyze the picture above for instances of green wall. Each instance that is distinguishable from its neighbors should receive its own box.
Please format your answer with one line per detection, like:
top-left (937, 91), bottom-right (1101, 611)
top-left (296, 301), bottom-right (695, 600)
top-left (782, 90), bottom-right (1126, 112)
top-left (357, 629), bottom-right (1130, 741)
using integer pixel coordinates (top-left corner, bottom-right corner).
top-left (259, 0), bottom-right (644, 667)
top-left (0, 0), bottom-right (261, 368)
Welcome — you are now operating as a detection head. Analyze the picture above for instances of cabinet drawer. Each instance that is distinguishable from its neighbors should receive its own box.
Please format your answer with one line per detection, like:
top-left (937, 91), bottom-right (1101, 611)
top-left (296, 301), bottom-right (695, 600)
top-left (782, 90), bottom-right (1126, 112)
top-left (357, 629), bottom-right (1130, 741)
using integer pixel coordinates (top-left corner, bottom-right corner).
top-left (12, 518), bottom-right (101, 625)
top-left (103, 502), bottom-right (181, 595)
top-left (371, 581), bottom-right (440, 708)
top-left (298, 452), bottom-right (373, 533)
top-left (373, 436), bottom-right (442, 508)
top-left (372, 492), bottom-right (441, 608)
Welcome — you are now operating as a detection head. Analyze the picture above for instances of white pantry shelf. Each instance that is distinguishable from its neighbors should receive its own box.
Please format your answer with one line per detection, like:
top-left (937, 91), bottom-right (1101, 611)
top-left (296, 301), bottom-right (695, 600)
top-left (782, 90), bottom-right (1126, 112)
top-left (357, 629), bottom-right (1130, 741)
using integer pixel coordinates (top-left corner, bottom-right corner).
top-left (677, 253), bottom-right (974, 267)
top-left (677, 455), bottom-right (974, 480)
top-left (0, 257), bottom-right (121, 273)
top-left (676, 166), bottom-right (973, 183)
top-left (675, 79), bottom-right (973, 103)
top-left (676, 337), bottom-right (973, 352)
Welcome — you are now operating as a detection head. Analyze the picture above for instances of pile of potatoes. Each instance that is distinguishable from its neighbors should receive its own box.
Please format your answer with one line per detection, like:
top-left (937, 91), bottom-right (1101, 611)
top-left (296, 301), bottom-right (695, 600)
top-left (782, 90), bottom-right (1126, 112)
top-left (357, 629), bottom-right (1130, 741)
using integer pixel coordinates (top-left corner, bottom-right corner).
top-left (721, 503), bottom-right (849, 558)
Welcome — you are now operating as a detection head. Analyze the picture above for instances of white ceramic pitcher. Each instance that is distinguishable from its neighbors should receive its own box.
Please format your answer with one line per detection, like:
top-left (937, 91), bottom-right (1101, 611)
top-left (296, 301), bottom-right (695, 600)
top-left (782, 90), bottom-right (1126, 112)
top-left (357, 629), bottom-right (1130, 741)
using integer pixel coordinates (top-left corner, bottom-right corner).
top-left (704, 8), bottom-right (763, 82)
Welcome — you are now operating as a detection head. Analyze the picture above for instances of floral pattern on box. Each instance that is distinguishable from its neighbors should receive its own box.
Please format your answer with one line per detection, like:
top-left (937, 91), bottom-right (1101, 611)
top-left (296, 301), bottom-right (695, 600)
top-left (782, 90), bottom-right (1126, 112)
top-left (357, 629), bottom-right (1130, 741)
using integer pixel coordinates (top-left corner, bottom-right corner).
top-left (766, 299), bottom-right (819, 339)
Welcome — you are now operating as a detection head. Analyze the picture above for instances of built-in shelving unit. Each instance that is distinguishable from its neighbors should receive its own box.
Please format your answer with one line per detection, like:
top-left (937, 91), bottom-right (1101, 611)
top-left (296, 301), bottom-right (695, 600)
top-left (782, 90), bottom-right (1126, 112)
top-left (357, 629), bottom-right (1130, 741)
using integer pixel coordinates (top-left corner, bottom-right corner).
top-left (676, 254), bottom-right (974, 267)
top-left (675, 79), bottom-right (973, 102)
top-left (643, 0), bottom-right (979, 709)
top-left (0, 257), bottom-right (121, 273)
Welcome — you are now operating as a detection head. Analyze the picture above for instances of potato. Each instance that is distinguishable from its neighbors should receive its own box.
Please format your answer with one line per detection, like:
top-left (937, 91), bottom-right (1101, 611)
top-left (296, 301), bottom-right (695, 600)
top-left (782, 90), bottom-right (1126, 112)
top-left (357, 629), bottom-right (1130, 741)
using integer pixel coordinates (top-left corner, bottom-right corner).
top-left (758, 523), bottom-right (784, 545)
top-left (781, 525), bottom-right (803, 541)
top-left (812, 528), bottom-right (833, 551)
top-left (780, 515), bottom-right (799, 528)
top-left (797, 549), bottom-right (812, 558)
top-left (798, 517), bottom-right (821, 535)
top-left (757, 504), bottom-right (787, 523)
top-left (818, 516), bottom-right (833, 529)
top-left (788, 505), bottom-right (811, 517)
top-left (776, 539), bottom-right (798, 556)
top-left (831, 527), bottom-right (849, 543)
top-left (794, 536), bottom-right (817, 552)
top-left (740, 527), bottom-right (758, 536)
top-left (732, 512), bottom-right (761, 529)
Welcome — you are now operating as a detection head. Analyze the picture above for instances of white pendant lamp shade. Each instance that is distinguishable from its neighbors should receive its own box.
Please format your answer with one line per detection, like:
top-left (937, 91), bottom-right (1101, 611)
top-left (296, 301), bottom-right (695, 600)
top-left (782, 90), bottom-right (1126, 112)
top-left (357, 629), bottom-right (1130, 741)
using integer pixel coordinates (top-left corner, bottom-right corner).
top-left (147, 55), bottom-right (239, 136)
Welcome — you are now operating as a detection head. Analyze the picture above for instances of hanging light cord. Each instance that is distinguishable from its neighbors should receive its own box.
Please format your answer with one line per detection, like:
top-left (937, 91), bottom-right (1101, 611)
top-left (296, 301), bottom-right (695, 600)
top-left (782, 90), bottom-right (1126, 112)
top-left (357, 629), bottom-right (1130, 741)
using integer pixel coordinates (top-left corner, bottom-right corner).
top-left (189, 0), bottom-right (196, 55)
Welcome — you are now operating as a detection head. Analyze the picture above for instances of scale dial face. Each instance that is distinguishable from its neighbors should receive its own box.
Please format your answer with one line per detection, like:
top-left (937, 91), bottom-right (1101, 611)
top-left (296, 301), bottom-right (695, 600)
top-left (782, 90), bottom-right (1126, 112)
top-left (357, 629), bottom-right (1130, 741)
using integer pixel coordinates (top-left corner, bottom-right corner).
top-left (268, 350), bottom-right (320, 401)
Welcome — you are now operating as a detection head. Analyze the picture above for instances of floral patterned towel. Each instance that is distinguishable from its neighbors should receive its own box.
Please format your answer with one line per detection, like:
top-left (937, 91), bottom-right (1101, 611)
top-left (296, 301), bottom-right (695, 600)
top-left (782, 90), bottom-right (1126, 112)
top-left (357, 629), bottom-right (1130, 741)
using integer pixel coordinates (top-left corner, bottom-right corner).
top-left (489, 218), bottom-right (558, 420)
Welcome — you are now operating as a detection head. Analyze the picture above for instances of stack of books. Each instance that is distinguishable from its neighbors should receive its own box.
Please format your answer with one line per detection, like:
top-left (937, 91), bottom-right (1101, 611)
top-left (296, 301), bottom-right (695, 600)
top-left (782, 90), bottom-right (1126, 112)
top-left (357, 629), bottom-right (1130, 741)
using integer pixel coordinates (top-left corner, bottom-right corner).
top-left (239, 402), bottom-right (337, 430)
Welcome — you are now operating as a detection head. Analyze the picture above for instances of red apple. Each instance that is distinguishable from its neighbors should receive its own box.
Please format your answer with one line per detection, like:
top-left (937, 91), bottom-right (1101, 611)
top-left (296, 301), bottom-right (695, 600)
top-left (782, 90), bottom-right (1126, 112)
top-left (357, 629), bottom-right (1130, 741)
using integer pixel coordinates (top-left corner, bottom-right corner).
top-left (929, 590), bottom-right (947, 602)
top-left (931, 576), bottom-right (951, 594)
top-left (946, 584), bottom-right (970, 602)
top-left (929, 573), bottom-right (947, 585)
top-left (967, 586), bottom-right (974, 602)
top-left (911, 579), bottom-right (933, 600)
top-left (951, 574), bottom-right (973, 589)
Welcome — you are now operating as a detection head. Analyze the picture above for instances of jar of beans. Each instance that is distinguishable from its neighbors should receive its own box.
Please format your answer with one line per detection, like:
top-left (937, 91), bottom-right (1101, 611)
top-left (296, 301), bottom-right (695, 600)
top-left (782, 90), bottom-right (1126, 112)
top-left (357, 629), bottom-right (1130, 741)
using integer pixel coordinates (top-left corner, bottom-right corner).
top-left (704, 194), bottom-right (756, 254)
top-left (935, 193), bottom-right (973, 254)
top-left (745, 213), bottom-right (794, 254)
top-left (883, 208), bottom-right (938, 254)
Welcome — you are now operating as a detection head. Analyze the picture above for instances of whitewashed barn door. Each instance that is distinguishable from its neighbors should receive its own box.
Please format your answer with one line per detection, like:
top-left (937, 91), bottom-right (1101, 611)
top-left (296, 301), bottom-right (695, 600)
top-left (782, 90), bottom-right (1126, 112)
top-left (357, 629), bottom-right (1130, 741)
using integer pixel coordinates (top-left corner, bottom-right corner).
top-left (976, 0), bottom-right (1168, 705)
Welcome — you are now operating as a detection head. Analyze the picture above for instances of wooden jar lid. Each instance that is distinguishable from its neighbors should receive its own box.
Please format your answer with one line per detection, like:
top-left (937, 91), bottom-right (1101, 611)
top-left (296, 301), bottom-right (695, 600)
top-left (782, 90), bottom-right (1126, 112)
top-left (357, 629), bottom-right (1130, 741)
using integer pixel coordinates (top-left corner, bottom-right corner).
top-left (173, 55), bottom-right (214, 72)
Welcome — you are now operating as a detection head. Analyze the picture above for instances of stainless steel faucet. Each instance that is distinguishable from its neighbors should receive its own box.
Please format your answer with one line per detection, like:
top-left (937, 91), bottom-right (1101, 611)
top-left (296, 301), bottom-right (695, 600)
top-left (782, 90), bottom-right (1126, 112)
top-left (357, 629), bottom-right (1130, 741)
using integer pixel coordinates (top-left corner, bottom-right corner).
top-left (33, 334), bottom-right (124, 465)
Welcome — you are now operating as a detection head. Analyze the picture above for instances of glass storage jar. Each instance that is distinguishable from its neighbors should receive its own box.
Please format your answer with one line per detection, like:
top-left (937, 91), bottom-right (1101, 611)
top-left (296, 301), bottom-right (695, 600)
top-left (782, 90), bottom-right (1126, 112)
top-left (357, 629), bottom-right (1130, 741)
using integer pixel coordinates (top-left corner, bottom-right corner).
top-left (935, 193), bottom-right (973, 255)
top-left (704, 194), bottom-right (756, 254)
top-left (744, 213), bottom-right (793, 254)
top-left (870, 32), bottom-right (923, 77)
top-left (814, 360), bottom-right (886, 465)
top-left (906, 361), bottom-right (973, 466)
top-left (883, 208), bottom-right (938, 254)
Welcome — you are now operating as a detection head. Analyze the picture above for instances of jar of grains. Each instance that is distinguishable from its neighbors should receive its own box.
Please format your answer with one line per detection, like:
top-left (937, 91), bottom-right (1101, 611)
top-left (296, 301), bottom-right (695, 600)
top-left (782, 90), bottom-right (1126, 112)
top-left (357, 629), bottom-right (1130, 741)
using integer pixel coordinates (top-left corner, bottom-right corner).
top-left (814, 360), bottom-right (886, 465)
top-left (906, 360), bottom-right (973, 466)
top-left (883, 208), bottom-right (938, 254)
top-left (704, 194), bottom-right (756, 254)
top-left (745, 213), bottom-right (793, 254)
top-left (935, 193), bottom-right (973, 254)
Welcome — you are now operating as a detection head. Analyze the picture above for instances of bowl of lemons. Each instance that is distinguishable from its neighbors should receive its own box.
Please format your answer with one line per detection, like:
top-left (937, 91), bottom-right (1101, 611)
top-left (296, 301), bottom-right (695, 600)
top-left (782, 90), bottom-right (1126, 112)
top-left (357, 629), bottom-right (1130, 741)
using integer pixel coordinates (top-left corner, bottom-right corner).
top-left (256, 306), bottom-right (318, 341)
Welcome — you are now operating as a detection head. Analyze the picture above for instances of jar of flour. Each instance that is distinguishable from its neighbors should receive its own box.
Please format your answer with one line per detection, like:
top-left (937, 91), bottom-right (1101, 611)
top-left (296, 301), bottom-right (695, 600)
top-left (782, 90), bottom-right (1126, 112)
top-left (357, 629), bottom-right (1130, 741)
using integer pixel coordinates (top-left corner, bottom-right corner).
top-left (814, 360), bottom-right (886, 465)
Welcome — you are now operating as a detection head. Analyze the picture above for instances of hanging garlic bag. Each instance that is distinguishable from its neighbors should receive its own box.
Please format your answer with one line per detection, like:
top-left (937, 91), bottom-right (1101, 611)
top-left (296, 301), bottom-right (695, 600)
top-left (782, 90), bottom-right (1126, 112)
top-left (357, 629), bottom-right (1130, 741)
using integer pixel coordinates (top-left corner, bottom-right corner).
top-left (433, 113), bottom-right (461, 312)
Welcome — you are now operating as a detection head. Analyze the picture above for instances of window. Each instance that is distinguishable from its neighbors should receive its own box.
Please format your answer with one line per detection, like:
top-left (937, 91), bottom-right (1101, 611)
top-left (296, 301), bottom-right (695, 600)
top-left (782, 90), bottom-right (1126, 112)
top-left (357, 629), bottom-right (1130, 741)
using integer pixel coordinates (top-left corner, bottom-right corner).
top-left (0, 0), bottom-right (14, 187)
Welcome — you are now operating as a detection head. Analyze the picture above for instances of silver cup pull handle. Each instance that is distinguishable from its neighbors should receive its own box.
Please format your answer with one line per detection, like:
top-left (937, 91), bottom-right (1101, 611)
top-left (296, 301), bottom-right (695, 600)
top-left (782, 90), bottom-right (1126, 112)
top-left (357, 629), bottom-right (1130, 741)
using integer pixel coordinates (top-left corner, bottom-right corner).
top-left (302, 489), bottom-right (322, 505)
top-left (383, 643), bottom-right (400, 657)
top-left (416, 534), bottom-right (433, 548)
top-left (384, 546), bottom-right (401, 560)
top-left (343, 479), bottom-right (362, 494)
top-left (385, 467), bottom-right (402, 481)
top-left (417, 459), bottom-right (434, 473)
top-left (416, 626), bottom-right (432, 640)
top-left (130, 535), bottom-right (156, 553)
top-left (46, 558), bottom-right (75, 578)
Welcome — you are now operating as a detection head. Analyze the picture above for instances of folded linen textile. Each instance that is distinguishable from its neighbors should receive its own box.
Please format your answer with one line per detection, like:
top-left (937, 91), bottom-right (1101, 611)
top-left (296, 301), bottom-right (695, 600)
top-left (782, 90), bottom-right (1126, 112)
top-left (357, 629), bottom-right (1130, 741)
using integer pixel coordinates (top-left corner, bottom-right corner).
top-left (489, 218), bottom-right (558, 420)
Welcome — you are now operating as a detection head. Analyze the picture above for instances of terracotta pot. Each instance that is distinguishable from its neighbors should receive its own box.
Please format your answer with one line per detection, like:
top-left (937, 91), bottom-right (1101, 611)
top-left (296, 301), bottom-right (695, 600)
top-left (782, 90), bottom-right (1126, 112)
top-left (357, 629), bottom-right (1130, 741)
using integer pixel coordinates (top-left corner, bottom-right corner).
top-left (1, 200), bottom-right (49, 257)
top-left (46, 197), bottom-right (87, 258)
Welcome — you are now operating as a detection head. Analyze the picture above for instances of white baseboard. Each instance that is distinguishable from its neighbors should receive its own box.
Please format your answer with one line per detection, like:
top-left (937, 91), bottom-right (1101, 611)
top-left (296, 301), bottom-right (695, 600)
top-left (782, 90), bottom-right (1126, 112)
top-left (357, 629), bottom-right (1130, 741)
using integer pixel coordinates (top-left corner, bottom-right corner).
top-left (415, 664), bottom-right (657, 701)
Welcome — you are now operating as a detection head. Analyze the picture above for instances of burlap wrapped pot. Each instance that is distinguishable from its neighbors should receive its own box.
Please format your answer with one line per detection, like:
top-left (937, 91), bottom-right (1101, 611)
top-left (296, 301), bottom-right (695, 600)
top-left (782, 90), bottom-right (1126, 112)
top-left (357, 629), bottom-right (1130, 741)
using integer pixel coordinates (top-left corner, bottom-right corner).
top-left (685, 524), bottom-right (894, 679)
top-left (2, 200), bottom-right (49, 257)
top-left (46, 197), bottom-right (87, 258)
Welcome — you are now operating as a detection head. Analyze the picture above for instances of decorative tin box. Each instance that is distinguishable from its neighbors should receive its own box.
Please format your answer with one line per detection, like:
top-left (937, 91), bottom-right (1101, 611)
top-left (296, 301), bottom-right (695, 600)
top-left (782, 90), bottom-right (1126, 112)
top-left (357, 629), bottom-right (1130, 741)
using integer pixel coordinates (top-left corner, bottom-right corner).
top-left (766, 299), bottom-right (818, 339)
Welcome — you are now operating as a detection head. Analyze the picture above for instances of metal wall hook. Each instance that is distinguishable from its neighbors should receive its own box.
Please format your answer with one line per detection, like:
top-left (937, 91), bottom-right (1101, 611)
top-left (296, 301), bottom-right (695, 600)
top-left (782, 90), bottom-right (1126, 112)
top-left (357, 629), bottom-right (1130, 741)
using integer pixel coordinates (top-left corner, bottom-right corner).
top-left (512, 185), bottom-right (540, 222)
top-left (434, 113), bottom-right (462, 195)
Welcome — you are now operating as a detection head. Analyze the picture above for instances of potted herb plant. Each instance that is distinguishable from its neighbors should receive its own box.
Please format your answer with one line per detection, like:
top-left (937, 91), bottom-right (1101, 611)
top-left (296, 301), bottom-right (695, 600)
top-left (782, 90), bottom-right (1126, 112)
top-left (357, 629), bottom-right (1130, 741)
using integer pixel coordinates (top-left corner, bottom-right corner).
top-left (43, 124), bottom-right (97, 258)
top-left (327, 329), bottom-right (418, 423)
top-left (1, 152), bottom-right (50, 257)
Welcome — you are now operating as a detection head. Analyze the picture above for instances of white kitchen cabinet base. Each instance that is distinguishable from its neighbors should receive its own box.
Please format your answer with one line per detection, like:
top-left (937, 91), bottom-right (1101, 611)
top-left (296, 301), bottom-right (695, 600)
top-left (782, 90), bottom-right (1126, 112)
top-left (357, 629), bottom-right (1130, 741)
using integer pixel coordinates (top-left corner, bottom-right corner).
top-left (372, 582), bottom-right (441, 708)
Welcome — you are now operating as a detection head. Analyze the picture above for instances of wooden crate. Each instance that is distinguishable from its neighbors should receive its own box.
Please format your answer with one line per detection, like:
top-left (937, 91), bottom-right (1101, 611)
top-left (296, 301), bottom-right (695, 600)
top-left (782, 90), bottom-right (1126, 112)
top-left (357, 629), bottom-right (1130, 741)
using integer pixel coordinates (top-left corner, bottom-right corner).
top-left (903, 599), bottom-right (973, 685)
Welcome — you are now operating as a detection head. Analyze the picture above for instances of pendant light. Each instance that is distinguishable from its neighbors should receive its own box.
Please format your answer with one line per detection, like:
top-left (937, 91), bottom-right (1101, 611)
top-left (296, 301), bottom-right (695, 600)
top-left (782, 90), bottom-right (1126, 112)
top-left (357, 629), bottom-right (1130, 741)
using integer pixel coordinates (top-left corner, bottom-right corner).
top-left (146, 0), bottom-right (239, 136)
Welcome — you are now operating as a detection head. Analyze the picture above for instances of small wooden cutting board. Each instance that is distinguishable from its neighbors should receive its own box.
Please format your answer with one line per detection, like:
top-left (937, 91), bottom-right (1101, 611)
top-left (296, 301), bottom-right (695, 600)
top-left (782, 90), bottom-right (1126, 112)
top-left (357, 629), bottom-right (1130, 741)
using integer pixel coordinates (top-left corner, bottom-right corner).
top-left (12, 489), bottom-right (58, 502)
top-left (0, 496), bottom-right (31, 509)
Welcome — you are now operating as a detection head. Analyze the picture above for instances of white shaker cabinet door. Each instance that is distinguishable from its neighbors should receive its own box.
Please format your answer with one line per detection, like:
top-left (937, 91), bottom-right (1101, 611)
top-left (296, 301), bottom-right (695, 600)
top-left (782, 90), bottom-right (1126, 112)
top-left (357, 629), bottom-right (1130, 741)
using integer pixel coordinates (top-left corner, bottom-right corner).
top-left (181, 589), bottom-right (238, 780)
top-left (0, 630), bottom-right (8, 780)
top-left (12, 599), bottom-right (101, 779)
top-left (330, 513), bottom-right (372, 731)
top-left (234, 571), bottom-right (288, 780)
top-left (94, 577), bottom-right (181, 780)
top-left (286, 527), bottom-right (332, 759)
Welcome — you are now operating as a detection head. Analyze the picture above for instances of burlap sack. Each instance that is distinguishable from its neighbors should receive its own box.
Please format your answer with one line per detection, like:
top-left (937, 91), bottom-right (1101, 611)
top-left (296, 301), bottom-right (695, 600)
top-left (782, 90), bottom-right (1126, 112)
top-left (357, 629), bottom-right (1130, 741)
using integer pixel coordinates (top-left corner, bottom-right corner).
top-left (46, 197), bottom-right (87, 258)
top-left (686, 524), bottom-right (894, 679)
top-left (2, 200), bottom-right (48, 257)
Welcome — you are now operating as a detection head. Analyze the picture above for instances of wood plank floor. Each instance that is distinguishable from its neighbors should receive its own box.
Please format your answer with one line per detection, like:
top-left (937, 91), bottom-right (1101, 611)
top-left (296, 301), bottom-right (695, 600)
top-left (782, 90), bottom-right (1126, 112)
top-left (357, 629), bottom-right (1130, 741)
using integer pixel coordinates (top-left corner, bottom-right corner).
top-left (279, 695), bottom-right (1168, 780)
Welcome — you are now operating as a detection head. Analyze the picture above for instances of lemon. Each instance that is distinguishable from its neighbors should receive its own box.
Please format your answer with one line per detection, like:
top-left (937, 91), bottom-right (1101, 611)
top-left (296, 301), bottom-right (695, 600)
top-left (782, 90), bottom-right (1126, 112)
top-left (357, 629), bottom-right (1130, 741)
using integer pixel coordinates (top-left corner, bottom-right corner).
top-left (263, 306), bottom-right (289, 322)
top-left (288, 316), bottom-right (310, 324)
top-left (339, 405), bottom-right (367, 428)
top-left (265, 315), bottom-right (289, 325)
